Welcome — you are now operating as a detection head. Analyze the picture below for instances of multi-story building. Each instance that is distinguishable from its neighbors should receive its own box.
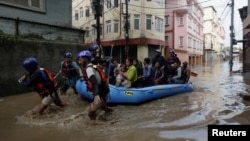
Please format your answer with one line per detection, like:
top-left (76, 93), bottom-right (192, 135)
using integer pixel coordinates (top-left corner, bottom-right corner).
top-left (239, 0), bottom-right (250, 72)
top-left (203, 6), bottom-right (225, 63)
top-left (0, 0), bottom-right (72, 26)
top-left (0, 0), bottom-right (83, 43)
top-left (165, 0), bottom-right (204, 65)
top-left (73, 0), bottom-right (165, 62)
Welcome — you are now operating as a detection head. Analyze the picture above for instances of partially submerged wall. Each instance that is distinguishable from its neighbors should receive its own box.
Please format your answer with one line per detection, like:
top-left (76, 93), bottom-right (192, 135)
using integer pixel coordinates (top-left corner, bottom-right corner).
top-left (0, 40), bottom-right (86, 97)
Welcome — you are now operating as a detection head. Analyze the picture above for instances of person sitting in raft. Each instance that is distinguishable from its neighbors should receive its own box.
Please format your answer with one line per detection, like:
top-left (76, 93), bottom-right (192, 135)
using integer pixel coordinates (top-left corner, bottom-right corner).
top-left (112, 59), bottom-right (121, 77)
top-left (170, 61), bottom-right (191, 84)
top-left (119, 57), bottom-right (138, 88)
top-left (152, 61), bottom-right (165, 85)
top-left (182, 61), bottom-right (191, 83)
top-left (170, 61), bottom-right (184, 84)
top-left (138, 57), bottom-right (154, 87)
top-left (115, 64), bottom-right (129, 87)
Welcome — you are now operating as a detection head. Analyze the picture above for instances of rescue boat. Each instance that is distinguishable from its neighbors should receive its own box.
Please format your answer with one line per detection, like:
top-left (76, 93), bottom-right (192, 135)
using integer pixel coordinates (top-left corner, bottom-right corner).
top-left (76, 80), bottom-right (193, 104)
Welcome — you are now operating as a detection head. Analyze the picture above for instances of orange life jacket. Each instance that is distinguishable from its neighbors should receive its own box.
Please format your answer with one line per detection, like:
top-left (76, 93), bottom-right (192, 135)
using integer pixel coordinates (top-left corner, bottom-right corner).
top-left (34, 68), bottom-right (58, 97)
top-left (61, 61), bottom-right (77, 77)
top-left (84, 65), bottom-right (108, 93)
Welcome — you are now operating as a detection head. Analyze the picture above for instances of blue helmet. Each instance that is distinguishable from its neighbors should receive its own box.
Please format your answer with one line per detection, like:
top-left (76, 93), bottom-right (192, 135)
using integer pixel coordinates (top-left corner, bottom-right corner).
top-left (77, 50), bottom-right (92, 60)
top-left (64, 51), bottom-right (72, 58)
top-left (89, 44), bottom-right (100, 51)
top-left (22, 57), bottom-right (39, 69)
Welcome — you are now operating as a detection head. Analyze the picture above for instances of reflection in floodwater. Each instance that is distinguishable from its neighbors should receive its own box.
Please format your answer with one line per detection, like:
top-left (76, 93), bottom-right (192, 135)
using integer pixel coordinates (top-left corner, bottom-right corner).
top-left (1, 61), bottom-right (250, 141)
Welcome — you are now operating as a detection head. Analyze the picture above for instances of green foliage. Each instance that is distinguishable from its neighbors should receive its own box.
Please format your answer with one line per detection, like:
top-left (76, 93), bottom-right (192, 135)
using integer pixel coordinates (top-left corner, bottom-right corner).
top-left (0, 33), bottom-right (17, 44)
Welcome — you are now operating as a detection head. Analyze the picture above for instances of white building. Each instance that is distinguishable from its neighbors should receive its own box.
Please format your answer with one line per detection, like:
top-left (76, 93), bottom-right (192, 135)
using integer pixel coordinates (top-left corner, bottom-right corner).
top-left (72, 0), bottom-right (165, 62)
top-left (203, 6), bottom-right (225, 62)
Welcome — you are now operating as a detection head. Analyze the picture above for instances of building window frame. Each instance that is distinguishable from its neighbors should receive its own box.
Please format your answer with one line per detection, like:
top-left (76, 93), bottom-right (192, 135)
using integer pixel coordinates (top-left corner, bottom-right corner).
top-left (146, 15), bottom-right (152, 30)
top-left (155, 17), bottom-right (163, 32)
top-left (114, 20), bottom-right (119, 33)
top-left (179, 36), bottom-right (184, 46)
top-left (134, 14), bottom-right (140, 30)
top-left (179, 16), bottom-right (184, 25)
top-left (0, 0), bottom-right (46, 12)
top-left (106, 20), bottom-right (112, 34)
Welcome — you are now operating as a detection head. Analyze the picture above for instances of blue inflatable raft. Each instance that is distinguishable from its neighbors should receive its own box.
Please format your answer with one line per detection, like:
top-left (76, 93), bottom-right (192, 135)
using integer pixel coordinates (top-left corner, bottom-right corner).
top-left (76, 80), bottom-right (193, 104)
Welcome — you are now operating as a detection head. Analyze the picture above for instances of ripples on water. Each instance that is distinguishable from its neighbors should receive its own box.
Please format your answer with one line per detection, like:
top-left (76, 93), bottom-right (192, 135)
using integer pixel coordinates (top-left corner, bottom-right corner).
top-left (15, 61), bottom-right (250, 139)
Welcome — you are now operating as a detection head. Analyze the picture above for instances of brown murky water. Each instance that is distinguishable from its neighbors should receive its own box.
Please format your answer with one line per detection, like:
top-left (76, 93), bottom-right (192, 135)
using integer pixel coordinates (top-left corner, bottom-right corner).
top-left (1, 60), bottom-right (250, 141)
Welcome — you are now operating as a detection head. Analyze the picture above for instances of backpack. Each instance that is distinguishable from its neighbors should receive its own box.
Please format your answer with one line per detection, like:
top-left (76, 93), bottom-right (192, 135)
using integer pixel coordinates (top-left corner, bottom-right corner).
top-left (84, 65), bottom-right (108, 93)
top-left (40, 67), bottom-right (58, 90)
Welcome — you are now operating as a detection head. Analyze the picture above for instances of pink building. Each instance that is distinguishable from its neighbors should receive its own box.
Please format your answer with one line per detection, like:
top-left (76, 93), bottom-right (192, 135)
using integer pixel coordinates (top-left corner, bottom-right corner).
top-left (165, 0), bottom-right (204, 65)
top-left (239, 0), bottom-right (250, 72)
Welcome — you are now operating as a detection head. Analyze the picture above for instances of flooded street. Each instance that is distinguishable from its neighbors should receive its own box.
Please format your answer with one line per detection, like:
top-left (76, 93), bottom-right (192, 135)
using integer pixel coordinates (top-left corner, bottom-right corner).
top-left (1, 60), bottom-right (250, 141)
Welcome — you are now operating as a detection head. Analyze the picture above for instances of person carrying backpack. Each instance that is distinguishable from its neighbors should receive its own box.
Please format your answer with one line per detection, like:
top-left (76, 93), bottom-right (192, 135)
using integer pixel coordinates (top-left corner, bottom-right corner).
top-left (18, 57), bottom-right (67, 115)
top-left (77, 50), bottom-right (113, 120)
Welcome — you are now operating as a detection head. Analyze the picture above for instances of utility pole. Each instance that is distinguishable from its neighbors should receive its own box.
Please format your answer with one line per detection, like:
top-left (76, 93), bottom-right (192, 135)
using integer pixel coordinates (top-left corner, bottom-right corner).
top-left (229, 0), bottom-right (234, 72)
top-left (124, 0), bottom-right (129, 58)
top-left (91, 0), bottom-right (103, 57)
top-left (96, 1), bottom-right (101, 50)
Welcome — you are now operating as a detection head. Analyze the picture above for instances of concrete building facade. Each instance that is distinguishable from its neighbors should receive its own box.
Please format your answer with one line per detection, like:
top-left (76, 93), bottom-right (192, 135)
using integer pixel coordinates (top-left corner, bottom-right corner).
top-left (239, 0), bottom-right (250, 72)
top-left (73, 0), bottom-right (165, 62)
top-left (165, 0), bottom-right (204, 66)
top-left (203, 6), bottom-right (225, 63)
top-left (0, 0), bottom-right (73, 26)
top-left (0, 0), bottom-right (86, 96)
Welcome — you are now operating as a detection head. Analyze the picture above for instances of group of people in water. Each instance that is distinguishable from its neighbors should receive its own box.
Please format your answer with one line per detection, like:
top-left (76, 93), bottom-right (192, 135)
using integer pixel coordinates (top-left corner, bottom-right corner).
top-left (18, 43), bottom-right (190, 120)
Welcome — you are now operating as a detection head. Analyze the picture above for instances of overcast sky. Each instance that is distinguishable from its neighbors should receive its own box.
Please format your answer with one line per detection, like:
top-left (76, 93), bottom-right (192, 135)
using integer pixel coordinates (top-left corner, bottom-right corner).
top-left (201, 0), bottom-right (248, 47)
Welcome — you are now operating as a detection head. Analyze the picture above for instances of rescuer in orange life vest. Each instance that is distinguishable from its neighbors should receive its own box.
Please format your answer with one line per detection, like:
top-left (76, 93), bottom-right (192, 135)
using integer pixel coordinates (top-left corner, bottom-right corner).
top-left (77, 50), bottom-right (113, 120)
top-left (18, 57), bottom-right (67, 115)
top-left (54, 51), bottom-right (83, 95)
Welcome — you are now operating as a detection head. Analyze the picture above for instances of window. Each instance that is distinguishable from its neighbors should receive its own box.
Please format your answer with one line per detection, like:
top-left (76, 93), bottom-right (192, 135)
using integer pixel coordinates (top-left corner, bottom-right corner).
top-left (188, 37), bottom-right (192, 47)
top-left (179, 37), bottom-right (184, 46)
top-left (0, 0), bottom-right (46, 12)
top-left (165, 36), bottom-right (169, 43)
top-left (86, 8), bottom-right (89, 17)
top-left (179, 16), bottom-right (184, 25)
top-left (114, 0), bottom-right (118, 7)
top-left (155, 17), bottom-right (163, 32)
top-left (80, 7), bottom-right (83, 18)
top-left (106, 20), bottom-right (111, 34)
top-left (134, 15), bottom-right (140, 30)
top-left (85, 27), bottom-right (89, 37)
top-left (75, 10), bottom-right (79, 21)
top-left (114, 20), bottom-right (119, 33)
top-left (92, 27), bottom-right (96, 36)
top-left (146, 15), bottom-right (152, 30)
top-left (188, 17), bottom-right (192, 28)
top-left (165, 15), bottom-right (169, 25)
top-left (28, 0), bottom-right (41, 8)
top-left (107, 0), bottom-right (111, 9)
top-left (123, 15), bottom-right (130, 30)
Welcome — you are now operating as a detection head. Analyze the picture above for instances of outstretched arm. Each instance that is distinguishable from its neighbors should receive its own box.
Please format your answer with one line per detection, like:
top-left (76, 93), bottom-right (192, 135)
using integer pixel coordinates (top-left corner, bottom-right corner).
top-left (53, 70), bottom-right (62, 80)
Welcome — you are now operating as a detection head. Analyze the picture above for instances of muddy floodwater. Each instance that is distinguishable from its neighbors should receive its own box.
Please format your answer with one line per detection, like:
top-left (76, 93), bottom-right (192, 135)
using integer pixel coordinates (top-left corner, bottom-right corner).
top-left (1, 60), bottom-right (250, 141)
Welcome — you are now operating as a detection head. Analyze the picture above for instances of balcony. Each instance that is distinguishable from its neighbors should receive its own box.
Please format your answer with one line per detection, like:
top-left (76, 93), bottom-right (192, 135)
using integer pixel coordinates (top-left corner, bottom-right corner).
top-left (175, 6), bottom-right (188, 14)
